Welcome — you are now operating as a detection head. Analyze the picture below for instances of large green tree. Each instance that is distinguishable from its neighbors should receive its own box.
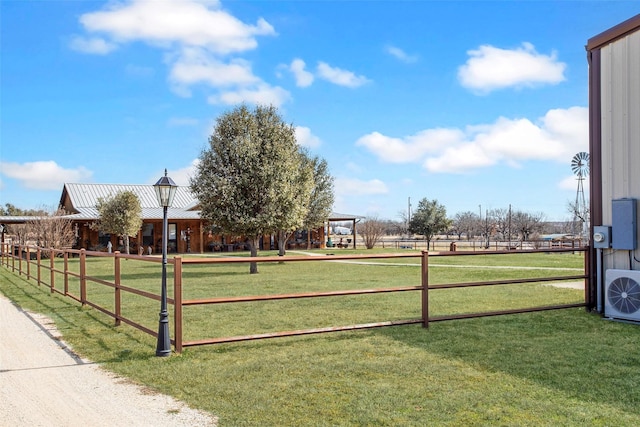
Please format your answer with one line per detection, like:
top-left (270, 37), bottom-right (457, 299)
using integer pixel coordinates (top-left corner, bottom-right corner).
top-left (408, 198), bottom-right (451, 247)
top-left (191, 104), bottom-right (319, 273)
top-left (277, 153), bottom-right (334, 255)
top-left (93, 191), bottom-right (143, 254)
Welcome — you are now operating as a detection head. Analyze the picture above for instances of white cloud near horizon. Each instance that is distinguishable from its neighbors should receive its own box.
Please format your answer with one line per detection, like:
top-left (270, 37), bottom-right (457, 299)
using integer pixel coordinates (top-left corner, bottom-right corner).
top-left (384, 45), bottom-right (418, 63)
top-left (558, 174), bottom-right (589, 192)
top-left (0, 161), bottom-right (93, 190)
top-left (357, 106), bottom-right (588, 174)
top-left (458, 42), bottom-right (566, 93)
top-left (295, 126), bottom-right (322, 149)
top-left (72, 0), bottom-right (288, 106)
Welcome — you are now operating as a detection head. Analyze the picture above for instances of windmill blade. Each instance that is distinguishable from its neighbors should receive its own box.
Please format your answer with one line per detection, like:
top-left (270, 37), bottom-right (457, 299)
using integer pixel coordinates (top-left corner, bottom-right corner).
top-left (571, 152), bottom-right (590, 177)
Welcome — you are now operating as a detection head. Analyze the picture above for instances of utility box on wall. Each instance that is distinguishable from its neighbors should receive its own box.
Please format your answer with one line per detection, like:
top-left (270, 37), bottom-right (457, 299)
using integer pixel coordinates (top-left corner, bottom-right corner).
top-left (593, 225), bottom-right (612, 248)
top-left (612, 198), bottom-right (637, 250)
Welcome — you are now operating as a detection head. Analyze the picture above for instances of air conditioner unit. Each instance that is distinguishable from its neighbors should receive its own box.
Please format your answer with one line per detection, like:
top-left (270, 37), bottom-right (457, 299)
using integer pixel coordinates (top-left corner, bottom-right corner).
top-left (604, 269), bottom-right (640, 322)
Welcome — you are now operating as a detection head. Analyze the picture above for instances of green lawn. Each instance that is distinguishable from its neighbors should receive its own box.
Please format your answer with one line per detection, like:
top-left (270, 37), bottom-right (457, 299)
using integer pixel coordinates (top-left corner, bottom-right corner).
top-left (3, 250), bottom-right (639, 426)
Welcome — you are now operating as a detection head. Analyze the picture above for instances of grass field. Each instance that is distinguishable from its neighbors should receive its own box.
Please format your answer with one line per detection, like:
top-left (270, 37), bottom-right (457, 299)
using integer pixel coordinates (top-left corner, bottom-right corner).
top-left (3, 249), bottom-right (640, 426)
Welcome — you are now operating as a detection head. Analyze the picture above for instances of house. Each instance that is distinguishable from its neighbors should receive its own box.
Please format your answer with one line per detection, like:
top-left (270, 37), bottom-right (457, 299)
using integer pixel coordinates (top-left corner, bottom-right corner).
top-left (1, 182), bottom-right (360, 253)
top-left (59, 183), bottom-right (203, 253)
top-left (587, 14), bottom-right (640, 314)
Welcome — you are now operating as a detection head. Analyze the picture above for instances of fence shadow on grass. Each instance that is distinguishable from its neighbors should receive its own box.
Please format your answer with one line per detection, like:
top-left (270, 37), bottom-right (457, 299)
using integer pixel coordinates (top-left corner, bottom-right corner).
top-left (376, 309), bottom-right (640, 416)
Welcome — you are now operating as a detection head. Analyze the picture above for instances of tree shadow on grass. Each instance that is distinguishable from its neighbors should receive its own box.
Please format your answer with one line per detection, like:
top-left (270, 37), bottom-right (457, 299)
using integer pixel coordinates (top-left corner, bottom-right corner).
top-left (376, 309), bottom-right (640, 416)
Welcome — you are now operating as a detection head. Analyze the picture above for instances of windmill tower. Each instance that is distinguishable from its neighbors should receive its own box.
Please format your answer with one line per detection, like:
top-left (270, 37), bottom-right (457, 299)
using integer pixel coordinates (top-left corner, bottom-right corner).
top-left (571, 152), bottom-right (589, 238)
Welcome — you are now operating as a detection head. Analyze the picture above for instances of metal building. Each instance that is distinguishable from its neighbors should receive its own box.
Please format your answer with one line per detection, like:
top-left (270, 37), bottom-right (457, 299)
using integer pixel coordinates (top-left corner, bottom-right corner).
top-left (587, 14), bottom-right (640, 317)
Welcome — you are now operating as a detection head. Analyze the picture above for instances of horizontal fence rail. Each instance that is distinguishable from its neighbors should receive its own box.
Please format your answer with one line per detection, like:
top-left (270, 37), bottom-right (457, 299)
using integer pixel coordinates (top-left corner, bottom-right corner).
top-left (0, 243), bottom-right (172, 343)
top-left (0, 243), bottom-right (589, 354)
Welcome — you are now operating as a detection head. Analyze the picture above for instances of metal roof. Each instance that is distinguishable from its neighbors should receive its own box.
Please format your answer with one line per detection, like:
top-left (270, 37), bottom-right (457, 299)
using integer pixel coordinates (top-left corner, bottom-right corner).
top-left (329, 212), bottom-right (365, 221)
top-left (0, 216), bottom-right (48, 224)
top-left (61, 183), bottom-right (196, 209)
top-left (2, 184), bottom-right (356, 224)
top-left (63, 207), bottom-right (201, 221)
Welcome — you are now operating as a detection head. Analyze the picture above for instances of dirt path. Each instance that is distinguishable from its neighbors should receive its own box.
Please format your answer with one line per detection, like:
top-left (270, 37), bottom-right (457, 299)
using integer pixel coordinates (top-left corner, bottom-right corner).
top-left (0, 295), bottom-right (217, 427)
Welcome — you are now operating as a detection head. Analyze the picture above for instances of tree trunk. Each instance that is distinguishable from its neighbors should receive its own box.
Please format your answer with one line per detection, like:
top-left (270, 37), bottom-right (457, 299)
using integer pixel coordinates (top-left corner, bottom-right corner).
top-left (249, 236), bottom-right (259, 274)
top-left (124, 236), bottom-right (130, 254)
top-left (278, 230), bottom-right (287, 256)
top-left (277, 230), bottom-right (295, 257)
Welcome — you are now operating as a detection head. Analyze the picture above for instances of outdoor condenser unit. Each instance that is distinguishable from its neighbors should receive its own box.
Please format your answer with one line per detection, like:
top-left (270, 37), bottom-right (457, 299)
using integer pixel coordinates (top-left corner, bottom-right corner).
top-left (604, 269), bottom-right (640, 322)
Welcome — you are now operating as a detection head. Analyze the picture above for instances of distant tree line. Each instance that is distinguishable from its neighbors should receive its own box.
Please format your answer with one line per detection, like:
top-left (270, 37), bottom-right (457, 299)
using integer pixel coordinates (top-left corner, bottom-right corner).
top-left (358, 199), bottom-right (581, 249)
top-left (0, 203), bottom-right (48, 216)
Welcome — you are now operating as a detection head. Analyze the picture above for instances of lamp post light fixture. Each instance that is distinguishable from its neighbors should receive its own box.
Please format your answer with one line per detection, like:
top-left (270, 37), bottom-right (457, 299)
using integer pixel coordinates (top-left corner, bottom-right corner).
top-left (154, 169), bottom-right (177, 357)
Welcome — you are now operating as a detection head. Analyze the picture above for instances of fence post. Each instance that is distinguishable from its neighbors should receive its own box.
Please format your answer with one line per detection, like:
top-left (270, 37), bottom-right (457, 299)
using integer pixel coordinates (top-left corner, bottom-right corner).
top-left (18, 244), bottom-right (22, 276)
top-left (421, 250), bottom-right (429, 328)
top-left (12, 244), bottom-right (16, 273)
top-left (174, 256), bottom-right (183, 354)
top-left (584, 247), bottom-right (591, 311)
top-left (114, 252), bottom-right (121, 326)
top-left (36, 247), bottom-right (41, 285)
top-left (50, 249), bottom-right (55, 293)
top-left (26, 246), bottom-right (30, 280)
top-left (80, 249), bottom-right (87, 305)
top-left (64, 251), bottom-right (69, 295)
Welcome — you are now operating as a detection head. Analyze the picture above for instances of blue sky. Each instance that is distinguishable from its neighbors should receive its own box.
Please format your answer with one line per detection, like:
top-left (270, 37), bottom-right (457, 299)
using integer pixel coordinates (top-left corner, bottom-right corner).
top-left (1, 1), bottom-right (638, 222)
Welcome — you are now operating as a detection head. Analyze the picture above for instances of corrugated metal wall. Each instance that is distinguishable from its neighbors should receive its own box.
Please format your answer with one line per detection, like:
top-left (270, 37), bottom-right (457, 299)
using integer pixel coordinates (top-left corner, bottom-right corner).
top-left (600, 30), bottom-right (640, 268)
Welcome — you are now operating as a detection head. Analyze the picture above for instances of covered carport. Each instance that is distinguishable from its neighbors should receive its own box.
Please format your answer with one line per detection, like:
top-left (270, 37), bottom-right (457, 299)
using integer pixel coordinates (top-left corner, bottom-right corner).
top-left (327, 212), bottom-right (365, 249)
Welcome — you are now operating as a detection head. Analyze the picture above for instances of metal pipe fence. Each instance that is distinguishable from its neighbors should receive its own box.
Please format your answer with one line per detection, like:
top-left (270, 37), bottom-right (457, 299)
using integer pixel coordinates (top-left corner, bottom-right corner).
top-left (0, 243), bottom-right (588, 354)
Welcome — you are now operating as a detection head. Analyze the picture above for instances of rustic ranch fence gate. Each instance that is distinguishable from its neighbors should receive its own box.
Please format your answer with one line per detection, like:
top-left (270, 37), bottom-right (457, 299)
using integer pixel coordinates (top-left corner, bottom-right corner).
top-left (0, 244), bottom-right (588, 354)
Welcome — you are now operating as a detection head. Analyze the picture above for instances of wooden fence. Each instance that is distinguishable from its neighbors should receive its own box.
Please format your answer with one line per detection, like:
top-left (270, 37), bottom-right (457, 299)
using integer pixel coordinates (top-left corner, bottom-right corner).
top-left (0, 243), bottom-right (589, 354)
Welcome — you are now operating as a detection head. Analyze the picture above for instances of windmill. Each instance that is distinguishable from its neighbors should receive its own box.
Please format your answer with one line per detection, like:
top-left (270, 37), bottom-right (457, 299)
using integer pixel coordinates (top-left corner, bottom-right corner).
top-left (571, 152), bottom-right (589, 237)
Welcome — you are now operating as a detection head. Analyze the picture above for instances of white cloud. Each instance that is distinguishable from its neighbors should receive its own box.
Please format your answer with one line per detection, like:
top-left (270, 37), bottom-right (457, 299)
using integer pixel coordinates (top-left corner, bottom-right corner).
top-left (73, 0), bottom-right (284, 105)
top-left (295, 126), bottom-right (322, 148)
top-left (423, 143), bottom-right (496, 173)
top-left (69, 36), bottom-right (117, 54)
top-left (161, 160), bottom-right (200, 186)
top-left (167, 47), bottom-right (260, 95)
top-left (77, 0), bottom-right (275, 55)
top-left (357, 106), bottom-right (588, 174)
top-left (558, 174), bottom-right (589, 192)
top-left (385, 45), bottom-right (418, 63)
top-left (356, 129), bottom-right (464, 163)
top-left (334, 178), bottom-right (388, 197)
top-left (0, 161), bottom-right (93, 190)
top-left (458, 42), bottom-right (566, 93)
top-left (316, 62), bottom-right (370, 88)
top-left (289, 59), bottom-right (314, 87)
top-left (208, 83), bottom-right (290, 107)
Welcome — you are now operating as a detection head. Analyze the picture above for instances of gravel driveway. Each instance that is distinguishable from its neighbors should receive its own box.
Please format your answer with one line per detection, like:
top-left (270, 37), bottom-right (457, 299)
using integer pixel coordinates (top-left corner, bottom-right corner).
top-left (0, 295), bottom-right (217, 426)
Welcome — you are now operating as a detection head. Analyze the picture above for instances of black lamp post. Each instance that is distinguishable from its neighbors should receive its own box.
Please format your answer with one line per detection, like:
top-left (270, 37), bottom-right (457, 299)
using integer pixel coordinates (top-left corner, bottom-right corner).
top-left (154, 169), bottom-right (177, 357)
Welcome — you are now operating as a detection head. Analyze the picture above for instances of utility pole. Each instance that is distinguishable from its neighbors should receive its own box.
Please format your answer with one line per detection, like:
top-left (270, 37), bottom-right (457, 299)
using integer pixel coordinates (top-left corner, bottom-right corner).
top-left (407, 197), bottom-right (412, 235)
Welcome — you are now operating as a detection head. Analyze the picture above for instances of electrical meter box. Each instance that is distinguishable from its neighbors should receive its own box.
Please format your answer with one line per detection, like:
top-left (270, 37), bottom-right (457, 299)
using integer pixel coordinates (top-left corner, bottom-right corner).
top-left (612, 198), bottom-right (637, 250)
top-left (593, 225), bottom-right (612, 248)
